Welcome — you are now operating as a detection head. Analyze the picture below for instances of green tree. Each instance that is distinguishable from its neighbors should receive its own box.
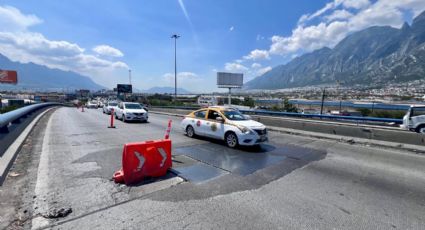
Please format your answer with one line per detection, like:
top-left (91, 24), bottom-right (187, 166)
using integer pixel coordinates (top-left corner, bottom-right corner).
top-left (283, 98), bottom-right (298, 112)
top-left (242, 97), bottom-right (255, 108)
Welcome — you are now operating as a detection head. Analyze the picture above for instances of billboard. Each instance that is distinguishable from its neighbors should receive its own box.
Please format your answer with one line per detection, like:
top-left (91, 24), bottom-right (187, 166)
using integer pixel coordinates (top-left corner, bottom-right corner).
top-left (217, 72), bottom-right (243, 88)
top-left (0, 70), bottom-right (18, 84)
top-left (117, 84), bottom-right (132, 93)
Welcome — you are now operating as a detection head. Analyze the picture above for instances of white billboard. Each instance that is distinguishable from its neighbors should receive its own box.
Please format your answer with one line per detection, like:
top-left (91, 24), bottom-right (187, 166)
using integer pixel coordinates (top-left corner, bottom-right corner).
top-left (217, 72), bottom-right (243, 88)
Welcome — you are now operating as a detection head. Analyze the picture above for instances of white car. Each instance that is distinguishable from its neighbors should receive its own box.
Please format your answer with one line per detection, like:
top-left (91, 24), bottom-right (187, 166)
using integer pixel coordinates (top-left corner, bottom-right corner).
top-left (103, 101), bottom-right (118, 114)
top-left (401, 105), bottom-right (425, 133)
top-left (180, 107), bottom-right (268, 148)
top-left (86, 101), bottom-right (98, 109)
top-left (115, 102), bottom-right (148, 122)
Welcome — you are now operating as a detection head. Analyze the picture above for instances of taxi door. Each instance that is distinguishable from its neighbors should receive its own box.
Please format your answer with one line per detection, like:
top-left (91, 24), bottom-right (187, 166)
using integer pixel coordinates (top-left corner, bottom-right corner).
top-left (204, 109), bottom-right (225, 139)
top-left (192, 109), bottom-right (208, 135)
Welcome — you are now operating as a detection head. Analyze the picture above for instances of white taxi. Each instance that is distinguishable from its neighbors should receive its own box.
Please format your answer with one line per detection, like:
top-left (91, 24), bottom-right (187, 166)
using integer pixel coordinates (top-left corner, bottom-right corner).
top-left (180, 106), bottom-right (268, 148)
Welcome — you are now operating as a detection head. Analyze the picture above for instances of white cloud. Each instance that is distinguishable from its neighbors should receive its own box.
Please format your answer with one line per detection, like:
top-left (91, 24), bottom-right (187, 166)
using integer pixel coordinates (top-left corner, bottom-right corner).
top-left (0, 5), bottom-right (42, 31)
top-left (224, 62), bottom-right (248, 72)
top-left (256, 34), bottom-right (265, 41)
top-left (325, 9), bottom-right (353, 22)
top-left (251, 63), bottom-right (262, 68)
top-left (298, 1), bottom-right (337, 25)
top-left (0, 5), bottom-right (129, 87)
top-left (340, 0), bottom-right (370, 9)
top-left (93, 45), bottom-right (124, 57)
top-left (269, 0), bottom-right (425, 56)
top-left (163, 71), bottom-right (199, 80)
top-left (162, 71), bottom-right (200, 86)
top-left (256, 66), bottom-right (272, 76)
top-left (243, 49), bottom-right (270, 60)
top-left (229, 26), bottom-right (234, 31)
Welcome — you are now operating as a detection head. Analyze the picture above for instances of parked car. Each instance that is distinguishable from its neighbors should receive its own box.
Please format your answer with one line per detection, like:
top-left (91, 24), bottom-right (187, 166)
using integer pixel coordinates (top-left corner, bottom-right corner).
top-left (115, 102), bottom-right (148, 122)
top-left (180, 106), bottom-right (268, 148)
top-left (103, 101), bottom-right (118, 114)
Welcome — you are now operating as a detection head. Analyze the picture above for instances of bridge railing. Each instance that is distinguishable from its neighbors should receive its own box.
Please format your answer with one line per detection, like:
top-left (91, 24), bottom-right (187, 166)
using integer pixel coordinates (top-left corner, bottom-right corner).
top-left (0, 102), bottom-right (61, 132)
top-left (151, 106), bottom-right (403, 124)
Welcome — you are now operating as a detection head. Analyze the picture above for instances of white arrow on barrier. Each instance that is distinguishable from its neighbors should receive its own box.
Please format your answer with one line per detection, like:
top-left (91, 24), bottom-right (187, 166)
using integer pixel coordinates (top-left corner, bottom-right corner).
top-left (134, 151), bottom-right (145, 172)
top-left (157, 147), bottom-right (167, 167)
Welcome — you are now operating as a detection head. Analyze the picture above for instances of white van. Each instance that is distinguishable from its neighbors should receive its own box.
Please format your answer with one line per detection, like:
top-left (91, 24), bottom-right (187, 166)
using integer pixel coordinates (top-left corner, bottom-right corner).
top-left (401, 105), bottom-right (425, 133)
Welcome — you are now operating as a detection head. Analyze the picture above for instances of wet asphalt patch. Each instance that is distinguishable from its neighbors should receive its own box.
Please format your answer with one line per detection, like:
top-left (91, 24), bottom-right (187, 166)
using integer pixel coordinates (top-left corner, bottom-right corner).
top-left (171, 142), bottom-right (324, 184)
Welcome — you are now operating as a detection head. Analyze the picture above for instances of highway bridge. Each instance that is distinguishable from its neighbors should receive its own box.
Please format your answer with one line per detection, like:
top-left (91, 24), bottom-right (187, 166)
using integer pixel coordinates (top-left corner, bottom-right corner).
top-left (1, 106), bottom-right (424, 229)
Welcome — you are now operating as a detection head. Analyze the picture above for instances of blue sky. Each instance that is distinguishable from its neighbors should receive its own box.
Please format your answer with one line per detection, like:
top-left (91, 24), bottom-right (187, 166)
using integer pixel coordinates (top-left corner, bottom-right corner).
top-left (0, 0), bottom-right (424, 92)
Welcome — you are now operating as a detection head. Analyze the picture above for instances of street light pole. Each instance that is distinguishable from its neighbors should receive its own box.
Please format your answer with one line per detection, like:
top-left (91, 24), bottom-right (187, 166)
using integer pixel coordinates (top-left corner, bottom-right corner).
top-left (129, 69), bottom-right (132, 85)
top-left (171, 34), bottom-right (180, 102)
top-left (320, 87), bottom-right (326, 115)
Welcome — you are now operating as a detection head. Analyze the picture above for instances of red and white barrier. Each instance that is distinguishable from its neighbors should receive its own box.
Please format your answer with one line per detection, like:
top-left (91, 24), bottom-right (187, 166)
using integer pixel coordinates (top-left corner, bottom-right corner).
top-left (113, 119), bottom-right (174, 185)
top-left (108, 108), bottom-right (116, 128)
top-left (113, 139), bottom-right (172, 185)
top-left (164, 119), bottom-right (172, 139)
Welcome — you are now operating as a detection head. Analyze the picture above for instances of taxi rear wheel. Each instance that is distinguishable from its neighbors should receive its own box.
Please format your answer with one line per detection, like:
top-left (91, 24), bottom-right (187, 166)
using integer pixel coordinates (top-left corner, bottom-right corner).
top-left (225, 132), bottom-right (238, 148)
top-left (186, 125), bottom-right (195, 138)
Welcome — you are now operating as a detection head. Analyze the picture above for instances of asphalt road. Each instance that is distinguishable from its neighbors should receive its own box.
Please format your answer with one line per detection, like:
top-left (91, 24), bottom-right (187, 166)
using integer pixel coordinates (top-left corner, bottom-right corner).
top-left (1, 107), bottom-right (425, 229)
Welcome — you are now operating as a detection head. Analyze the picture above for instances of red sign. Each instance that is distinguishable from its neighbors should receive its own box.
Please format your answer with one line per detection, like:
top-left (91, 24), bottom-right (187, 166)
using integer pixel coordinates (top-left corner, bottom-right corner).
top-left (0, 70), bottom-right (18, 84)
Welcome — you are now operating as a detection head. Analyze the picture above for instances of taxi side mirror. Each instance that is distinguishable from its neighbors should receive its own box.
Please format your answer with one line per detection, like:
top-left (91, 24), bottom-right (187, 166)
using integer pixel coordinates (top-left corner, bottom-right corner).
top-left (216, 117), bottom-right (224, 122)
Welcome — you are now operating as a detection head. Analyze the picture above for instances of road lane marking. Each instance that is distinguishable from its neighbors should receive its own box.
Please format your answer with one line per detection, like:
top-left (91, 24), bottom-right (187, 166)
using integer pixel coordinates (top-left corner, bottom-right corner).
top-left (31, 111), bottom-right (54, 229)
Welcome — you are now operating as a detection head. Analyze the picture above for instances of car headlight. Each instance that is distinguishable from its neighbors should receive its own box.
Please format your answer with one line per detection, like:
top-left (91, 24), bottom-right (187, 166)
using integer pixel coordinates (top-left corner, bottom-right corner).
top-left (238, 126), bottom-right (254, 134)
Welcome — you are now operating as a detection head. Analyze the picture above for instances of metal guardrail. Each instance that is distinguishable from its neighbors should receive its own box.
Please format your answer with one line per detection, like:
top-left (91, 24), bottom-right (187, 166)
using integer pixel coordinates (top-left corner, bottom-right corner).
top-left (239, 109), bottom-right (403, 124)
top-left (0, 102), bottom-right (61, 131)
top-left (152, 106), bottom-right (403, 124)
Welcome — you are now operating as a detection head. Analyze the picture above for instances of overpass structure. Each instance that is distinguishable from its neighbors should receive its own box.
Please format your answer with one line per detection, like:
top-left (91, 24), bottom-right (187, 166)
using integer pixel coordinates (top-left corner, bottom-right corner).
top-left (0, 106), bottom-right (424, 229)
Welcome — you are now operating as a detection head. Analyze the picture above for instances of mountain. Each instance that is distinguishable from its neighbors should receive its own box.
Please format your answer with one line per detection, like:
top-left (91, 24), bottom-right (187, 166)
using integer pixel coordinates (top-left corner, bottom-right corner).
top-left (245, 11), bottom-right (425, 90)
top-left (0, 54), bottom-right (106, 91)
top-left (142, 87), bottom-right (192, 94)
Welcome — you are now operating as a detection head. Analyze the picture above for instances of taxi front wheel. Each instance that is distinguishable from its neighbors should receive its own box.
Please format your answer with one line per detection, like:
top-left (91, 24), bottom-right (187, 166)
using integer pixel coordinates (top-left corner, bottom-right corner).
top-left (225, 132), bottom-right (238, 148)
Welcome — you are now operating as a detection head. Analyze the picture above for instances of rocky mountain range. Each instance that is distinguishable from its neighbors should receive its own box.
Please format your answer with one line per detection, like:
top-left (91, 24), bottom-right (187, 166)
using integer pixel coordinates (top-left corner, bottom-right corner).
top-left (245, 10), bottom-right (425, 90)
top-left (0, 54), bottom-right (105, 91)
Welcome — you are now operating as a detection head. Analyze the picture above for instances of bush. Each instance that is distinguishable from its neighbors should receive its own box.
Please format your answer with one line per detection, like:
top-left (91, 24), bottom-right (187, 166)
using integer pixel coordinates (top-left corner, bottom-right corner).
top-left (357, 108), bottom-right (405, 119)
top-left (283, 98), bottom-right (298, 113)
top-left (0, 105), bottom-right (19, 114)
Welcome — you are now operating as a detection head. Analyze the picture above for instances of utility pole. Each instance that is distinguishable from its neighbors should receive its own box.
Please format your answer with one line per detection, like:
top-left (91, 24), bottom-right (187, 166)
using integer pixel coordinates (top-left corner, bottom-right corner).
top-left (320, 87), bottom-right (326, 115)
top-left (171, 34), bottom-right (180, 103)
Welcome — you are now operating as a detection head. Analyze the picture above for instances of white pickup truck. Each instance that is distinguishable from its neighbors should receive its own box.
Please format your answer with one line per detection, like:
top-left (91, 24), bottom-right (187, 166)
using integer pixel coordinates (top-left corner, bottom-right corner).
top-left (401, 105), bottom-right (425, 133)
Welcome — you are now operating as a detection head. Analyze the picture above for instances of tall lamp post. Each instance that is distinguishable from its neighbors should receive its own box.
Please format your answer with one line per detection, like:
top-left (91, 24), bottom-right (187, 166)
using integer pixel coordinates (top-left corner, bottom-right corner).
top-left (171, 34), bottom-right (180, 102)
top-left (128, 69), bottom-right (132, 85)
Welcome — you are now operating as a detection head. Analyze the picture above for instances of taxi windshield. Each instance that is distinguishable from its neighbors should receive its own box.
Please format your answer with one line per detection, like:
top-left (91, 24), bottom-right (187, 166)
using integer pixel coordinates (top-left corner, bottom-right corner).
top-left (223, 110), bottom-right (247, 121)
top-left (108, 102), bottom-right (117, 106)
top-left (125, 103), bottom-right (142, 109)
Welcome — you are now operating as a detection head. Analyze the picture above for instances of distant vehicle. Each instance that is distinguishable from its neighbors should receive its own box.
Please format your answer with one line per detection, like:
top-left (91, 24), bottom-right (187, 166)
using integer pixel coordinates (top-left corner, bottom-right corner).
top-left (86, 101), bottom-right (98, 109)
top-left (401, 105), bottom-right (425, 133)
top-left (180, 106), bottom-right (268, 148)
top-left (115, 102), bottom-right (148, 122)
top-left (198, 95), bottom-right (218, 107)
top-left (103, 101), bottom-right (118, 114)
